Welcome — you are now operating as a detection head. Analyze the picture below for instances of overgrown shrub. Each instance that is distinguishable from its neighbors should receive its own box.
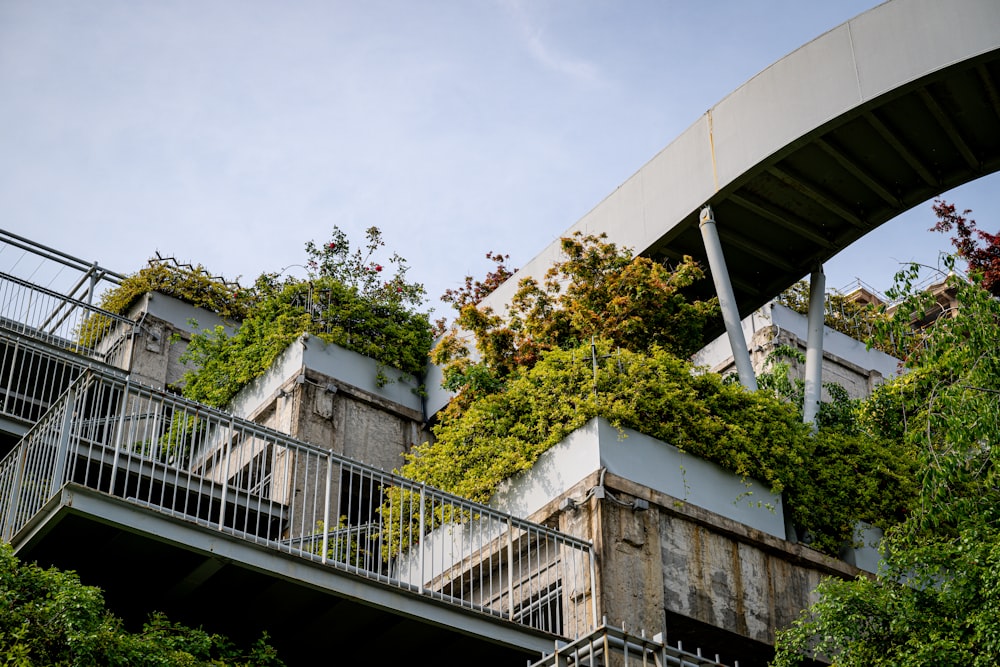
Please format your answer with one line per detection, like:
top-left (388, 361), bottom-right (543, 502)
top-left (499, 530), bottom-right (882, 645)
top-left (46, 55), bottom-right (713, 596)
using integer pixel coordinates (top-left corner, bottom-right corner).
top-left (406, 340), bottom-right (917, 554)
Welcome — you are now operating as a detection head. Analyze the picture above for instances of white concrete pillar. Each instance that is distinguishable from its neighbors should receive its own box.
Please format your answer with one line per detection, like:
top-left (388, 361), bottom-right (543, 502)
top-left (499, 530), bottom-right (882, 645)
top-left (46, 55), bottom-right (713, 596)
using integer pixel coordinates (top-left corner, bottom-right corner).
top-left (699, 206), bottom-right (757, 391)
top-left (802, 266), bottom-right (825, 430)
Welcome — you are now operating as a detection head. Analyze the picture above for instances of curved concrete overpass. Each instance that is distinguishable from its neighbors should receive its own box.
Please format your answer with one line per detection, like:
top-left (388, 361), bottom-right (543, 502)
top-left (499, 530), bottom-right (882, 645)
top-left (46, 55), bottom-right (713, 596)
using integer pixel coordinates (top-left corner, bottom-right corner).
top-left (484, 0), bottom-right (1000, 318)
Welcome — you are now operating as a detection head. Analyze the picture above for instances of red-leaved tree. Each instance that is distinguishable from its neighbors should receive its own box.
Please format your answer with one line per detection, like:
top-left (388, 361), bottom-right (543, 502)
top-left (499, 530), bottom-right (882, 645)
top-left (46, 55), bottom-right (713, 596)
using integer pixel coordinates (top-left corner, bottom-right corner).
top-left (932, 200), bottom-right (1000, 296)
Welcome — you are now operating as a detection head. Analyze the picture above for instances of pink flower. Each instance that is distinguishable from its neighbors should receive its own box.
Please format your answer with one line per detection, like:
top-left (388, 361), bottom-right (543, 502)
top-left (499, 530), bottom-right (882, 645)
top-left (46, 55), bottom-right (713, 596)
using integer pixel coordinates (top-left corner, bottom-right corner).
top-left (374, 264), bottom-right (383, 272)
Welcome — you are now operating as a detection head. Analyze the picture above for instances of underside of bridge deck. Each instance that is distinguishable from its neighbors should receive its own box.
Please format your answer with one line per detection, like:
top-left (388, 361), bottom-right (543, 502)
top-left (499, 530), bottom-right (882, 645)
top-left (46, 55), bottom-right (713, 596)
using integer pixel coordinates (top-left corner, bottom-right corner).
top-left (651, 51), bottom-right (1000, 319)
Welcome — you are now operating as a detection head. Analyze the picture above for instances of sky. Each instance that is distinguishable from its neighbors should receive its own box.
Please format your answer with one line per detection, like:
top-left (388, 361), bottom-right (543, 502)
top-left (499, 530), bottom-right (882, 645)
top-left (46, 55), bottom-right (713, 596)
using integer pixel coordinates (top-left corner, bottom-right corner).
top-left (0, 0), bottom-right (996, 318)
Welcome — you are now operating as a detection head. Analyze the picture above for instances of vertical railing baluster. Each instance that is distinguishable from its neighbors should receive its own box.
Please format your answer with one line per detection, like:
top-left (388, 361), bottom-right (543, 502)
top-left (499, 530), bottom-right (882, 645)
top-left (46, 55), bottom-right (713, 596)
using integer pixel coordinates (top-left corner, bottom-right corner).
top-left (2, 338), bottom-right (18, 416)
top-left (107, 376), bottom-right (132, 496)
top-left (417, 485), bottom-right (426, 595)
top-left (1, 431), bottom-right (30, 540)
top-left (218, 416), bottom-right (234, 531)
top-left (507, 515), bottom-right (515, 622)
top-left (48, 388), bottom-right (75, 497)
top-left (321, 452), bottom-right (332, 564)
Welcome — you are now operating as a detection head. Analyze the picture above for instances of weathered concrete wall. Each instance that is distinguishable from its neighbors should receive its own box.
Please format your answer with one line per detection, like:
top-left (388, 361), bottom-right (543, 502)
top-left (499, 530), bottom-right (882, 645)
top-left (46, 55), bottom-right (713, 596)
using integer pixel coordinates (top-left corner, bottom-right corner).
top-left (541, 470), bottom-right (860, 662)
top-left (659, 512), bottom-right (830, 645)
top-left (222, 332), bottom-right (429, 470)
top-left (123, 291), bottom-right (234, 390)
top-left (289, 372), bottom-right (427, 472)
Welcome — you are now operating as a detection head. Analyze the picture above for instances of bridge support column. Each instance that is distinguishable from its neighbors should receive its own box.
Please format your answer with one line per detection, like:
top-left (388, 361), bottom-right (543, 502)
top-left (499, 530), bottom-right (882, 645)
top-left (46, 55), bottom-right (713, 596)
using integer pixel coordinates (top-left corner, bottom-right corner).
top-left (699, 206), bottom-right (757, 391)
top-left (802, 265), bottom-right (825, 430)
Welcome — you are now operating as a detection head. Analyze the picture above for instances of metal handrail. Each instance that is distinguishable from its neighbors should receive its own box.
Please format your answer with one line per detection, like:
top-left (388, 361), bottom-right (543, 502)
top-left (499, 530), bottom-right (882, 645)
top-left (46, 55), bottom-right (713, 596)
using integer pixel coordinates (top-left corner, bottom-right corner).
top-left (0, 270), bottom-right (136, 369)
top-left (0, 368), bottom-right (598, 639)
top-left (0, 229), bottom-right (124, 285)
top-left (0, 329), bottom-right (125, 430)
top-left (531, 624), bottom-right (738, 667)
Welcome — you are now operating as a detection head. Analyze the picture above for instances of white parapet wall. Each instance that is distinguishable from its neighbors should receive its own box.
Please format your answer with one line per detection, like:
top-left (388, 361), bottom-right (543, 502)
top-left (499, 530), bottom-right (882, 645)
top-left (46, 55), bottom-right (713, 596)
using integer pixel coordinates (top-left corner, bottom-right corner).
top-left (133, 291), bottom-right (234, 337)
top-left (491, 417), bottom-right (787, 539)
top-left (228, 333), bottom-right (424, 422)
top-left (694, 301), bottom-right (902, 392)
top-left (397, 417), bottom-right (785, 593)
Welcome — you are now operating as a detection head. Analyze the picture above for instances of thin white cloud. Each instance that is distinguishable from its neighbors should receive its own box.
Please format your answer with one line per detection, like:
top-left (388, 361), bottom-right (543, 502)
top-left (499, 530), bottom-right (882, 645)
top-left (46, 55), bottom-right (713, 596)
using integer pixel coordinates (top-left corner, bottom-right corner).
top-left (500, 0), bottom-right (603, 86)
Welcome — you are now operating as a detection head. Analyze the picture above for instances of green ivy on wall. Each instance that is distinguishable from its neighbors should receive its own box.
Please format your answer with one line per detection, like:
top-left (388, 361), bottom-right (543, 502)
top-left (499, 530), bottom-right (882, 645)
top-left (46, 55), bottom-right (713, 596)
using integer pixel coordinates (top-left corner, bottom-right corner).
top-left (77, 259), bottom-right (250, 349)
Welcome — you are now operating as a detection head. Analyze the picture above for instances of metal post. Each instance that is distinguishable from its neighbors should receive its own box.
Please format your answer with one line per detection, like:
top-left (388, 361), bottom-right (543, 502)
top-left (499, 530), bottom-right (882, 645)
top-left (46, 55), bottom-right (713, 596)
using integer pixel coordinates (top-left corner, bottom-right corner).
top-left (699, 206), bottom-right (757, 390)
top-left (803, 266), bottom-right (825, 430)
top-left (2, 339), bottom-right (19, 415)
top-left (589, 546), bottom-right (598, 637)
top-left (321, 453), bottom-right (332, 564)
top-left (218, 416), bottom-right (235, 531)
top-left (87, 263), bottom-right (99, 305)
top-left (48, 389), bottom-right (76, 497)
top-left (507, 516), bottom-right (516, 621)
top-left (107, 377), bottom-right (132, 494)
top-left (2, 441), bottom-right (30, 541)
top-left (418, 486), bottom-right (426, 595)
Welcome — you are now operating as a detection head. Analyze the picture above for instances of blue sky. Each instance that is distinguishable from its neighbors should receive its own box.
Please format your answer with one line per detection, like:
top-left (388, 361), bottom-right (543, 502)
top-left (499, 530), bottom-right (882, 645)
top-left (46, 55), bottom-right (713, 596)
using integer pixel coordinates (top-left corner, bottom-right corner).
top-left (1, 1), bottom-right (995, 316)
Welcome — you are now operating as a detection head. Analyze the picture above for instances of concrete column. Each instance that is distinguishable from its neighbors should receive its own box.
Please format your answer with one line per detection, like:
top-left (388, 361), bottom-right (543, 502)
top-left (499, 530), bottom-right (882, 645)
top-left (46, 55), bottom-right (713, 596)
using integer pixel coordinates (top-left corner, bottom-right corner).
top-left (802, 266), bottom-right (825, 429)
top-left (699, 206), bottom-right (757, 391)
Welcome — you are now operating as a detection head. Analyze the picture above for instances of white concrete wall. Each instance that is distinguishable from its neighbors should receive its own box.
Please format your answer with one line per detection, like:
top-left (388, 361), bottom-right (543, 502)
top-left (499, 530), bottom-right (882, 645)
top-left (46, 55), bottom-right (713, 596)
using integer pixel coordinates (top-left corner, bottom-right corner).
top-left (491, 417), bottom-right (786, 539)
top-left (227, 337), bottom-right (305, 421)
top-left (228, 333), bottom-right (423, 422)
top-left (693, 301), bottom-right (903, 397)
top-left (299, 335), bottom-right (423, 414)
top-left (135, 291), bottom-right (234, 337)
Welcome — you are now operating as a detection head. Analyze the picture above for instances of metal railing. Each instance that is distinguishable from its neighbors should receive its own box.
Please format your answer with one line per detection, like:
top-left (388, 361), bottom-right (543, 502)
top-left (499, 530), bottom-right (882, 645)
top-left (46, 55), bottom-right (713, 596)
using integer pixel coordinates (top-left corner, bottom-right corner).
top-left (0, 368), bottom-right (598, 639)
top-left (0, 228), bottom-right (123, 305)
top-left (530, 624), bottom-right (738, 667)
top-left (0, 271), bottom-right (136, 369)
top-left (0, 329), bottom-right (124, 430)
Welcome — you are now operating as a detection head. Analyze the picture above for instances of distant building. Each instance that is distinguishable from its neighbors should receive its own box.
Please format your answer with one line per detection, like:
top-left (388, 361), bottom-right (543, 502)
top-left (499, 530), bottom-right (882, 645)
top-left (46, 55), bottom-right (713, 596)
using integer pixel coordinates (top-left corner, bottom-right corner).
top-left (694, 300), bottom-right (902, 402)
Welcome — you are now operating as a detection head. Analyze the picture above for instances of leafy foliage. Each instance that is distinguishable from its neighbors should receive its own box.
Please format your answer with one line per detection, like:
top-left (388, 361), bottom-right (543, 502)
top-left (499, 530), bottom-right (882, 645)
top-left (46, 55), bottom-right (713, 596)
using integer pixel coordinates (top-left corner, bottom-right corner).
top-left (756, 344), bottom-right (862, 432)
top-left (78, 260), bottom-right (250, 349)
top-left (412, 233), bottom-right (920, 555)
top-left (510, 234), bottom-right (719, 358)
top-left (101, 260), bottom-right (248, 321)
top-left (774, 257), bottom-right (1000, 665)
top-left (0, 543), bottom-right (283, 666)
top-left (435, 251), bottom-right (515, 335)
top-left (407, 340), bottom-right (915, 554)
top-left (180, 227), bottom-right (432, 408)
top-left (432, 233), bottom-right (719, 403)
top-left (775, 281), bottom-right (896, 356)
top-left (932, 199), bottom-right (1000, 296)
top-left (303, 225), bottom-right (427, 308)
